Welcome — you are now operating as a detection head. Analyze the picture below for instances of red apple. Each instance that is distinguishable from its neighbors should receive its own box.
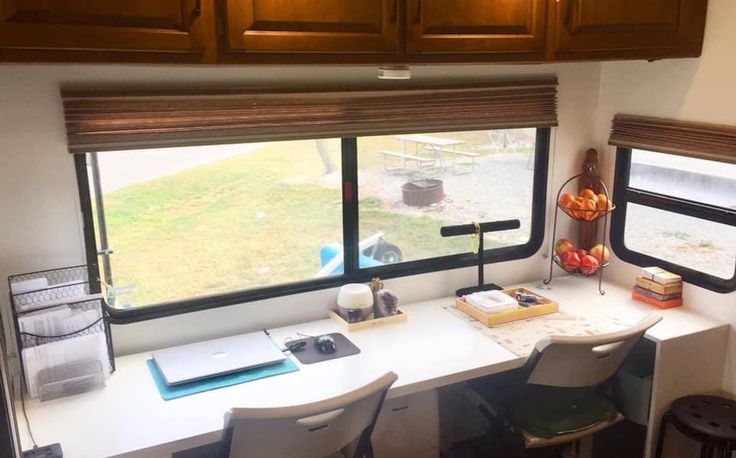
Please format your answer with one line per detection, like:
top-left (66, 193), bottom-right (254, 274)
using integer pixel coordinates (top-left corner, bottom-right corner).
top-left (555, 238), bottom-right (576, 257)
top-left (580, 254), bottom-right (600, 275)
top-left (561, 251), bottom-right (581, 273)
top-left (576, 248), bottom-right (588, 258)
top-left (589, 244), bottom-right (610, 264)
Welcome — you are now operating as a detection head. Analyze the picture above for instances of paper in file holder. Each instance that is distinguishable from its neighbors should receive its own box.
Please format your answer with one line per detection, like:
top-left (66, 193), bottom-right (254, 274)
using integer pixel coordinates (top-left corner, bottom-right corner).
top-left (8, 265), bottom-right (114, 400)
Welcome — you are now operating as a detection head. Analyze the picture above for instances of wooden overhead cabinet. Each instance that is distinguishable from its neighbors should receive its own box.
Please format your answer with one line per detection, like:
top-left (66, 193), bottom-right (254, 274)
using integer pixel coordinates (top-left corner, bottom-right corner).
top-left (0, 0), bottom-right (709, 64)
top-left (406, 0), bottom-right (548, 61)
top-left (0, 0), bottom-right (212, 62)
top-left (551, 0), bottom-right (708, 60)
top-left (220, 0), bottom-right (401, 62)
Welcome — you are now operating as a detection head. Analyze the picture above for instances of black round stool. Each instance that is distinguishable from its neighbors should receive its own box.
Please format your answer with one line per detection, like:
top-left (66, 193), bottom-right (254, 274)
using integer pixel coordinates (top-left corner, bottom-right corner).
top-left (655, 395), bottom-right (736, 458)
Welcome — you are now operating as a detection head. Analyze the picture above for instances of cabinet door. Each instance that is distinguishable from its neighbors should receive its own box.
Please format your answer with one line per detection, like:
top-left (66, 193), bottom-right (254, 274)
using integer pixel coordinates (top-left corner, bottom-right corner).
top-left (373, 390), bottom-right (440, 458)
top-left (223, 0), bottom-right (400, 58)
top-left (406, 0), bottom-right (548, 61)
top-left (553, 0), bottom-right (708, 59)
top-left (0, 0), bottom-right (209, 60)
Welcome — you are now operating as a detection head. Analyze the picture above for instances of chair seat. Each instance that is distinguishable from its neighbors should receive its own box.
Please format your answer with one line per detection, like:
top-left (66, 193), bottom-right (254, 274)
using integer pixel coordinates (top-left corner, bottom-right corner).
top-left (670, 395), bottom-right (736, 441)
top-left (515, 387), bottom-right (619, 440)
top-left (523, 412), bottom-right (624, 448)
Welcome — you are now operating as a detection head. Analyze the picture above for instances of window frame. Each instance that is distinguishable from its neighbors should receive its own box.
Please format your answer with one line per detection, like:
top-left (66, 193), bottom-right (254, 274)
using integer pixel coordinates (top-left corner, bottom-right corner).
top-left (611, 147), bottom-right (736, 293)
top-left (76, 128), bottom-right (551, 324)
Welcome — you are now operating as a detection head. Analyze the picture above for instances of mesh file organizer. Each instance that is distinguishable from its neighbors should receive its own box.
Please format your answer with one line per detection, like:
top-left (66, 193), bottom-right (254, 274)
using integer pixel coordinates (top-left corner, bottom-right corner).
top-left (8, 265), bottom-right (114, 400)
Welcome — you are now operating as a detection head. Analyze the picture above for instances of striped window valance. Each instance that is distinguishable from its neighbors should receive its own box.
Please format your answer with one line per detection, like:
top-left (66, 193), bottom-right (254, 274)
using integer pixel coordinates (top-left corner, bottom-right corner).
top-left (61, 77), bottom-right (558, 153)
top-left (609, 115), bottom-right (736, 164)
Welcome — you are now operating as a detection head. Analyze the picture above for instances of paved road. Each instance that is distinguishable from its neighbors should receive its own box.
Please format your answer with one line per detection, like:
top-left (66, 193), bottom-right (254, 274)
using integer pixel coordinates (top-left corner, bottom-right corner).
top-left (97, 143), bottom-right (263, 193)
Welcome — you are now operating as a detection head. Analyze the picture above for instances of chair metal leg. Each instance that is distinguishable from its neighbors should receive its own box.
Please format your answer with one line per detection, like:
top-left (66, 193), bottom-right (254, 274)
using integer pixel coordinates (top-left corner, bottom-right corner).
top-left (655, 412), bottom-right (672, 458)
top-left (578, 435), bottom-right (594, 458)
top-left (362, 441), bottom-right (374, 458)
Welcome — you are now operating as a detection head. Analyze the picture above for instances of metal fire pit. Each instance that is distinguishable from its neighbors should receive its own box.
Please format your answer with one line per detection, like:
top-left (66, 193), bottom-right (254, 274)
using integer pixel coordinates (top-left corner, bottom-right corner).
top-left (401, 179), bottom-right (444, 207)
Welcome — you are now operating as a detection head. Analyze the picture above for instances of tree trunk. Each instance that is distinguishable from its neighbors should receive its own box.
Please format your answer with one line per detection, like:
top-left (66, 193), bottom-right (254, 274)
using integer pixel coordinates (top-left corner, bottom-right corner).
top-left (316, 139), bottom-right (337, 175)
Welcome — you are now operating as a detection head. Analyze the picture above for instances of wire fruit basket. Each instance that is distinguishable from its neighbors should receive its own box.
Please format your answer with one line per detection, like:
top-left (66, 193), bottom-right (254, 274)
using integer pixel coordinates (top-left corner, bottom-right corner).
top-left (544, 171), bottom-right (613, 294)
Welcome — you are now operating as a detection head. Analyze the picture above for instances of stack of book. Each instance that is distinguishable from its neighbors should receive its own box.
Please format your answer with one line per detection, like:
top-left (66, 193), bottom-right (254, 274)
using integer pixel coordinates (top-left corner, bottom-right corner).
top-left (632, 267), bottom-right (683, 309)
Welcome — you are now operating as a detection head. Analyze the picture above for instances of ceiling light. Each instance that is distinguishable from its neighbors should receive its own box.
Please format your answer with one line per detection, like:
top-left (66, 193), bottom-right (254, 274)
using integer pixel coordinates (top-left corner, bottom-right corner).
top-left (377, 66), bottom-right (411, 80)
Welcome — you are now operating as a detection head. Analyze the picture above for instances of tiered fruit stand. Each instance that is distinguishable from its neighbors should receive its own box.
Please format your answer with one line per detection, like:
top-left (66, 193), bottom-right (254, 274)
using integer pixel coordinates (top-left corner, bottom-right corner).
top-left (543, 171), bottom-right (615, 295)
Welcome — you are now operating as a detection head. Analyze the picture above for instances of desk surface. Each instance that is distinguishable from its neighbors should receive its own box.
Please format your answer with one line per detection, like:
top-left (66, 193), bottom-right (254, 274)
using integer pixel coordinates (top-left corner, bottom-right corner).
top-left (16, 277), bottom-right (726, 458)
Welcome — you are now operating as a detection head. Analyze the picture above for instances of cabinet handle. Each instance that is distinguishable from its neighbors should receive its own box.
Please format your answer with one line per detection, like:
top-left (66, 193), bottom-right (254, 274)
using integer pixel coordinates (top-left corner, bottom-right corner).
top-left (390, 0), bottom-right (398, 23)
top-left (415, 0), bottom-right (422, 24)
top-left (192, 0), bottom-right (202, 17)
top-left (391, 405), bottom-right (409, 412)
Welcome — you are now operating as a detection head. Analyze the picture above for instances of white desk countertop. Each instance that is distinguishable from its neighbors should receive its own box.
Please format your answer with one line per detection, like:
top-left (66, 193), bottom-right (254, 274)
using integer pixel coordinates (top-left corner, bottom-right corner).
top-left (16, 277), bottom-right (727, 458)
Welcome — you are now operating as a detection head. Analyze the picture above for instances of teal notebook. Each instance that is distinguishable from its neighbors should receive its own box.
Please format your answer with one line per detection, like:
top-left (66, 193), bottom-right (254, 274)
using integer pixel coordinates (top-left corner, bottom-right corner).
top-left (147, 357), bottom-right (299, 401)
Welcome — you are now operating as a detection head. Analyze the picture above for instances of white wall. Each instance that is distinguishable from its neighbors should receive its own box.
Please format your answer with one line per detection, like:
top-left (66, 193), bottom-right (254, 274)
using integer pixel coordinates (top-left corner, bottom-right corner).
top-left (2, 0), bottom-right (732, 396)
top-left (0, 63), bottom-right (601, 356)
top-left (594, 0), bottom-right (736, 393)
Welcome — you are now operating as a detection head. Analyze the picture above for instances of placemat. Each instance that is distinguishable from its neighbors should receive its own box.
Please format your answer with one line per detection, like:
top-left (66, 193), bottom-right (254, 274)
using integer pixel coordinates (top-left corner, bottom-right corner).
top-left (147, 357), bottom-right (299, 401)
top-left (444, 305), bottom-right (630, 357)
top-left (288, 333), bottom-right (360, 365)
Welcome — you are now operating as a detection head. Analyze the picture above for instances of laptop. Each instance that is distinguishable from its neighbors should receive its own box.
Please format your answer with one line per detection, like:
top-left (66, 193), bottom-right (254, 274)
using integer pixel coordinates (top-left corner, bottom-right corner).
top-left (152, 331), bottom-right (286, 386)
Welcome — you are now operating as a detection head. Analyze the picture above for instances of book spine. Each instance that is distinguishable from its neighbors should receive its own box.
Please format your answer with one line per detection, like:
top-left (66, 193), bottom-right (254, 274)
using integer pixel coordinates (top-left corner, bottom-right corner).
top-left (653, 272), bottom-right (682, 285)
top-left (633, 286), bottom-right (681, 302)
top-left (635, 276), bottom-right (682, 295)
top-left (641, 267), bottom-right (681, 285)
top-left (631, 291), bottom-right (683, 309)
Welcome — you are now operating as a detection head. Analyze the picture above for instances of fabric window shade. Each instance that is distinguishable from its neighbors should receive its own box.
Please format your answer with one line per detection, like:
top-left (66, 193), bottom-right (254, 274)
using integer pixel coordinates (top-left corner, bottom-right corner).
top-left (609, 115), bottom-right (736, 165)
top-left (61, 77), bottom-right (557, 153)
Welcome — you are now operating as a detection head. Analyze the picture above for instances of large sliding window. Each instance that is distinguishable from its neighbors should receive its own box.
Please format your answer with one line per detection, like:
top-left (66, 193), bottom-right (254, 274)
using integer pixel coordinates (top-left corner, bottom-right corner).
top-left (66, 80), bottom-right (556, 322)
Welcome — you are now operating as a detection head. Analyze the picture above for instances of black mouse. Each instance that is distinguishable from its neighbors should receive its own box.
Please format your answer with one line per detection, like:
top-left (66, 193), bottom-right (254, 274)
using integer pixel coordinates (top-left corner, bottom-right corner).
top-left (315, 335), bottom-right (337, 354)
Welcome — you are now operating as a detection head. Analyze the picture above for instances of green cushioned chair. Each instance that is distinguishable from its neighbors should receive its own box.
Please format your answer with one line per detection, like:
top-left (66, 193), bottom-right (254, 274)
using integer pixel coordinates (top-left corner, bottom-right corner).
top-left (468, 314), bottom-right (661, 457)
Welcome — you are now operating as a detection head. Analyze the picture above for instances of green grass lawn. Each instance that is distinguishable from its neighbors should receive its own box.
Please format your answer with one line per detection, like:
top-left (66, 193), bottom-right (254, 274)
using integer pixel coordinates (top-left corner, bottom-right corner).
top-left (101, 139), bottom-right (466, 307)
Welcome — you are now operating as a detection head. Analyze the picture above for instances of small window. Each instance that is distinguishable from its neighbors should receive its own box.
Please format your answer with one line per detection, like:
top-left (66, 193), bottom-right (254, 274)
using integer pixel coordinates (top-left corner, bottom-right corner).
top-left (78, 128), bottom-right (550, 319)
top-left (611, 148), bottom-right (736, 292)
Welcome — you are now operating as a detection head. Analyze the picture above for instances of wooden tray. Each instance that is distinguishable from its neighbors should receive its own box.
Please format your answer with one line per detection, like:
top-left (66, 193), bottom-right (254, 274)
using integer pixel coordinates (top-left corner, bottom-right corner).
top-left (456, 288), bottom-right (558, 327)
top-left (328, 309), bottom-right (407, 331)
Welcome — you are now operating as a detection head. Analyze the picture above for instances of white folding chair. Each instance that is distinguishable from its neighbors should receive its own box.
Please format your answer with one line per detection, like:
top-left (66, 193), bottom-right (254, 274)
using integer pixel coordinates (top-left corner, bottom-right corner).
top-left (221, 371), bottom-right (398, 458)
top-left (469, 314), bottom-right (661, 455)
top-left (526, 314), bottom-right (661, 388)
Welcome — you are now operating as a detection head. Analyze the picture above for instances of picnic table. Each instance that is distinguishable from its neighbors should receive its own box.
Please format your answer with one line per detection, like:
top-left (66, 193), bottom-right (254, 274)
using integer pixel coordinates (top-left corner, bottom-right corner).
top-left (379, 134), bottom-right (479, 173)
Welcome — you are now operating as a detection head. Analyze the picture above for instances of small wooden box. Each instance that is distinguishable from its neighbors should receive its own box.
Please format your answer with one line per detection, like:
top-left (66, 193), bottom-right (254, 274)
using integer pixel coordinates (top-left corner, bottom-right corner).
top-left (328, 309), bottom-right (407, 331)
top-left (456, 288), bottom-right (558, 327)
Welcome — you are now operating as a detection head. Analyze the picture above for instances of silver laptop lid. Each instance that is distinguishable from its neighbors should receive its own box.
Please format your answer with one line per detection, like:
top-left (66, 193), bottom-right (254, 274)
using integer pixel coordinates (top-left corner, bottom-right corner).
top-left (152, 331), bottom-right (286, 386)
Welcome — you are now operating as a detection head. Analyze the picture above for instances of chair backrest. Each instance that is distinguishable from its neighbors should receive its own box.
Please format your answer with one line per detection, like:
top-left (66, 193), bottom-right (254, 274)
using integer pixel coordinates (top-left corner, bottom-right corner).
top-left (525, 314), bottom-right (661, 388)
top-left (223, 371), bottom-right (398, 458)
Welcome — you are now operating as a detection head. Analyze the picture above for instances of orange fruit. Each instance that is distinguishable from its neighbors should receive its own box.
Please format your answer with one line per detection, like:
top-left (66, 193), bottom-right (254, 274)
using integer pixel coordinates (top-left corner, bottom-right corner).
top-left (596, 194), bottom-right (608, 211)
top-left (581, 199), bottom-right (597, 220)
top-left (580, 188), bottom-right (597, 201)
top-left (568, 200), bottom-right (582, 218)
top-left (559, 192), bottom-right (576, 207)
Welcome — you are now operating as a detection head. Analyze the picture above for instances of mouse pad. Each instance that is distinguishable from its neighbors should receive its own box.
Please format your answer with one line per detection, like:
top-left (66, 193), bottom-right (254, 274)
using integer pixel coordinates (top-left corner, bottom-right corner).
top-left (288, 333), bottom-right (360, 365)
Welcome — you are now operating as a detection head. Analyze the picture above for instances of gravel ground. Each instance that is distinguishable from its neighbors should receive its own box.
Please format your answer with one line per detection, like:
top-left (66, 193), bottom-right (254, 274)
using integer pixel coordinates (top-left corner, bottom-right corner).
top-left (625, 204), bottom-right (736, 279)
top-left (358, 153), bottom-right (535, 246)
top-left (355, 152), bottom-right (736, 278)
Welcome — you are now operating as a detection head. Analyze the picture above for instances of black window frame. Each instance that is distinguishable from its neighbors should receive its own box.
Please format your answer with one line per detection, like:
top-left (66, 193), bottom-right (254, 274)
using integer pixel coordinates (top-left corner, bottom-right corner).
top-left (76, 128), bottom-right (551, 324)
top-left (611, 147), bottom-right (736, 293)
